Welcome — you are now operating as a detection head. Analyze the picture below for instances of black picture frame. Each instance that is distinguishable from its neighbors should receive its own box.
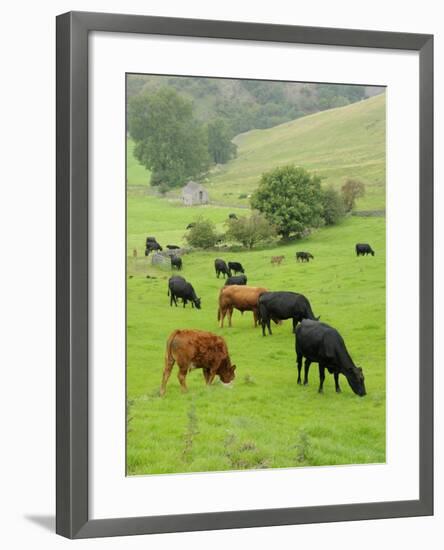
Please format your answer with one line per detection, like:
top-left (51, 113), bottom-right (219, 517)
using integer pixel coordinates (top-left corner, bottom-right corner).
top-left (56, 11), bottom-right (434, 539)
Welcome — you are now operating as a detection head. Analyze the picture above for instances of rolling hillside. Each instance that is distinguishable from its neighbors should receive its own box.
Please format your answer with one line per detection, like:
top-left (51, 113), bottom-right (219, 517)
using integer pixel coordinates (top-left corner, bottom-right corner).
top-left (205, 93), bottom-right (385, 210)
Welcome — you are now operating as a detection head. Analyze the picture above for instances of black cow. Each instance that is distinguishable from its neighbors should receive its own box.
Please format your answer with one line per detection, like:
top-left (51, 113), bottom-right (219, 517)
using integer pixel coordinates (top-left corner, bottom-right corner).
top-left (295, 319), bottom-right (366, 396)
top-left (355, 243), bottom-right (375, 256)
top-left (166, 244), bottom-right (181, 250)
top-left (228, 213), bottom-right (238, 220)
top-left (224, 274), bottom-right (247, 286)
top-left (146, 236), bottom-right (157, 244)
top-left (228, 261), bottom-right (244, 274)
top-left (145, 241), bottom-right (162, 255)
top-left (186, 223), bottom-right (196, 230)
top-left (296, 251), bottom-right (314, 262)
top-left (170, 255), bottom-right (182, 270)
top-left (215, 258), bottom-right (231, 278)
top-left (167, 276), bottom-right (201, 309)
top-left (258, 291), bottom-right (318, 336)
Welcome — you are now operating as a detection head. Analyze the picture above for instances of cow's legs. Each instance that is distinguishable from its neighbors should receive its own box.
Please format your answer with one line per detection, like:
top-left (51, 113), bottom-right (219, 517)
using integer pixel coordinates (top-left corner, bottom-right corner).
top-left (296, 353), bottom-right (303, 384)
top-left (303, 359), bottom-right (311, 385)
top-left (227, 307), bottom-right (233, 328)
top-left (203, 368), bottom-right (211, 384)
top-left (318, 365), bottom-right (326, 393)
top-left (177, 367), bottom-right (188, 392)
top-left (267, 318), bottom-right (272, 335)
top-left (160, 355), bottom-right (175, 396)
top-left (334, 372), bottom-right (341, 393)
top-left (219, 308), bottom-right (226, 328)
top-left (253, 309), bottom-right (258, 328)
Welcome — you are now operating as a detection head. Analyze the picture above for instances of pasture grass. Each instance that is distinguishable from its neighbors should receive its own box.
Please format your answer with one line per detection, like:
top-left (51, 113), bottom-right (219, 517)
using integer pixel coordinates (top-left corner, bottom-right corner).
top-left (126, 196), bottom-right (386, 475)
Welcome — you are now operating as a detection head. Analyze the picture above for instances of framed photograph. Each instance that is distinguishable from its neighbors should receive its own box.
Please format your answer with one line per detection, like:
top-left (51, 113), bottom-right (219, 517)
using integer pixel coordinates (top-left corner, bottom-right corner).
top-left (56, 11), bottom-right (433, 539)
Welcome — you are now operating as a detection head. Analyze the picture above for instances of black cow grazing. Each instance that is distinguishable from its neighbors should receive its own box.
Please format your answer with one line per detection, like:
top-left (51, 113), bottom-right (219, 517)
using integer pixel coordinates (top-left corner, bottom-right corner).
top-left (228, 261), bottom-right (244, 274)
top-left (166, 244), bottom-right (181, 250)
top-left (215, 258), bottom-right (231, 279)
top-left (186, 223), bottom-right (196, 230)
top-left (258, 291), bottom-right (318, 336)
top-left (170, 255), bottom-right (182, 270)
top-left (296, 251), bottom-right (314, 262)
top-left (168, 276), bottom-right (201, 309)
top-left (355, 243), bottom-right (375, 256)
top-left (295, 319), bottom-right (366, 396)
top-left (228, 213), bottom-right (238, 220)
top-left (225, 274), bottom-right (247, 286)
top-left (145, 241), bottom-right (162, 255)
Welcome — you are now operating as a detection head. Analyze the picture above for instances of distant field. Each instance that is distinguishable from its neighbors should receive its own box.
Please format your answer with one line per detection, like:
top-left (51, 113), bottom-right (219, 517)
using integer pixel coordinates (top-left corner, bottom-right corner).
top-left (206, 94), bottom-right (386, 210)
top-left (126, 196), bottom-right (386, 475)
top-left (127, 138), bottom-right (151, 187)
top-left (127, 93), bottom-right (386, 210)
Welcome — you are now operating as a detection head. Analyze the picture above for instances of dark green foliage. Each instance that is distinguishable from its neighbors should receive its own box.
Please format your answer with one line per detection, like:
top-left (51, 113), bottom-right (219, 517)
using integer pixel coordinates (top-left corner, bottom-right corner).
top-left (127, 75), bottom-right (373, 139)
top-left (207, 119), bottom-right (237, 164)
top-left (184, 217), bottom-right (220, 249)
top-left (251, 165), bottom-right (324, 238)
top-left (341, 179), bottom-right (366, 211)
top-left (321, 186), bottom-right (346, 225)
top-left (225, 212), bottom-right (276, 249)
top-left (128, 88), bottom-right (209, 189)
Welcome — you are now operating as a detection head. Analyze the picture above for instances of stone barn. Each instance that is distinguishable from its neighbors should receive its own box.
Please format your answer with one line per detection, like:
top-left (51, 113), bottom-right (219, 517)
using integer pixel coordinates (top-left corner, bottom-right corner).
top-left (181, 181), bottom-right (209, 206)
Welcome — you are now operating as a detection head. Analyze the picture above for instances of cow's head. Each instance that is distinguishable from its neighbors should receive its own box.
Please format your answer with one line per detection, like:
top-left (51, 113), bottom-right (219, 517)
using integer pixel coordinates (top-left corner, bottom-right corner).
top-left (218, 359), bottom-right (236, 384)
top-left (346, 366), bottom-right (366, 396)
top-left (193, 297), bottom-right (202, 309)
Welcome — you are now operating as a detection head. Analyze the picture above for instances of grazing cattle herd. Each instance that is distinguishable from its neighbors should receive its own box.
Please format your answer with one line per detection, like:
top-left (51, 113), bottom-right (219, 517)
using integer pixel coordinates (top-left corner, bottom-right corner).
top-left (139, 233), bottom-right (375, 397)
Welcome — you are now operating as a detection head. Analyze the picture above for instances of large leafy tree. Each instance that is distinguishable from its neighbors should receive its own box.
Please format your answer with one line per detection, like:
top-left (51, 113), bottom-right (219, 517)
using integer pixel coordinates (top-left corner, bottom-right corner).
top-left (251, 165), bottom-right (324, 238)
top-left (207, 119), bottom-right (237, 164)
top-left (128, 88), bottom-right (209, 189)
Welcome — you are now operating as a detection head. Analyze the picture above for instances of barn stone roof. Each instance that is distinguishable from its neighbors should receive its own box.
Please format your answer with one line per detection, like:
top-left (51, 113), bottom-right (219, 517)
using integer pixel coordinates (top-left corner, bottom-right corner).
top-left (182, 180), bottom-right (205, 194)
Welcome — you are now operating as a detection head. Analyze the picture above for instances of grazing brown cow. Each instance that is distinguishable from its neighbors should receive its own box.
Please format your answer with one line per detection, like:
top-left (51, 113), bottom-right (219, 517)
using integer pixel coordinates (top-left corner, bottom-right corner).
top-left (218, 285), bottom-right (268, 328)
top-left (271, 255), bottom-right (284, 266)
top-left (160, 329), bottom-right (236, 395)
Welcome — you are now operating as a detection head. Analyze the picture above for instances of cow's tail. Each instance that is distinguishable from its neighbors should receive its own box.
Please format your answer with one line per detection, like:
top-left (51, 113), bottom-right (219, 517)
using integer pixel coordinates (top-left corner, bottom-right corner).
top-left (165, 330), bottom-right (180, 363)
top-left (305, 298), bottom-right (318, 321)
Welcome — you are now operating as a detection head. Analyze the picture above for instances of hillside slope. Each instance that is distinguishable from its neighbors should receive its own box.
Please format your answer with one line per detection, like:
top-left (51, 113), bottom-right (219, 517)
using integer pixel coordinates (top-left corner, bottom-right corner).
top-left (206, 93), bottom-right (385, 210)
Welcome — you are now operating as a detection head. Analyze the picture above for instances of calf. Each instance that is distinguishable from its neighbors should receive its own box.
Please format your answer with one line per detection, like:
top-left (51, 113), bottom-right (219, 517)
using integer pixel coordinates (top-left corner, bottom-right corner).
top-left (215, 258), bottom-right (231, 278)
top-left (218, 285), bottom-right (267, 328)
top-left (258, 291), bottom-right (318, 336)
top-left (355, 243), bottom-right (375, 256)
top-left (295, 319), bottom-right (366, 396)
top-left (170, 255), bottom-right (182, 270)
top-left (160, 329), bottom-right (236, 395)
top-left (228, 261), bottom-right (244, 274)
top-left (271, 255), bottom-right (284, 266)
top-left (296, 251), bottom-right (314, 262)
top-left (168, 276), bottom-right (201, 309)
top-left (225, 274), bottom-right (247, 286)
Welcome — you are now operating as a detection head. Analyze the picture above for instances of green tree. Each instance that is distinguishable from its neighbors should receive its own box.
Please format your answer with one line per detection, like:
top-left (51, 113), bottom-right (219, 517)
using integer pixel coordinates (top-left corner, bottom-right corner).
top-left (128, 88), bottom-right (209, 189)
top-left (251, 165), bottom-right (324, 238)
top-left (321, 186), bottom-right (345, 225)
top-left (184, 218), bottom-right (220, 249)
top-left (341, 178), bottom-right (366, 211)
top-left (207, 119), bottom-right (237, 164)
top-left (225, 212), bottom-right (276, 249)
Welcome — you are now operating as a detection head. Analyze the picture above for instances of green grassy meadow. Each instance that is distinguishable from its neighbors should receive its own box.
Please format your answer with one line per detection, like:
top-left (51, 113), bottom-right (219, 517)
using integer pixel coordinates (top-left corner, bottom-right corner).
top-left (126, 196), bottom-right (386, 475)
top-left (205, 93), bottom-right (386, 210)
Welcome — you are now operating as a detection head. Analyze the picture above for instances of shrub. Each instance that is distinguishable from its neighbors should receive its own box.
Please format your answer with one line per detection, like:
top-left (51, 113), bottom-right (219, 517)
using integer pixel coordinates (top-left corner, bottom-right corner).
top-left (225, 212), bottom-right (276, 249)
top-left (184, 217), bottom-right (220, 249)
top-left (341, 178), bottom-right (366, 211)
top-left (321, 186), bottom-right (345, 225)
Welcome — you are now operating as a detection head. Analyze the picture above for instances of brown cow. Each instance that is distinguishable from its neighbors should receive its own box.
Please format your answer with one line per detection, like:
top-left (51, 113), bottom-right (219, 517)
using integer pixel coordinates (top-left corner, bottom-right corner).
top-left (271, 255), bottom-right (285, 265)
top-left (218, 285), bottom-right (268, 328)
top-left (160, 329), bottom-right (236, 395)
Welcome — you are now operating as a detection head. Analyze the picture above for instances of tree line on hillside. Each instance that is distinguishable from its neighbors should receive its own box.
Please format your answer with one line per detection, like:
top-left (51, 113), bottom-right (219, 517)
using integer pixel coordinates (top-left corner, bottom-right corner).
top-left (185, 166), bottom-right (365, 249)
top-left (127, 75), bottom-right (378, 137)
